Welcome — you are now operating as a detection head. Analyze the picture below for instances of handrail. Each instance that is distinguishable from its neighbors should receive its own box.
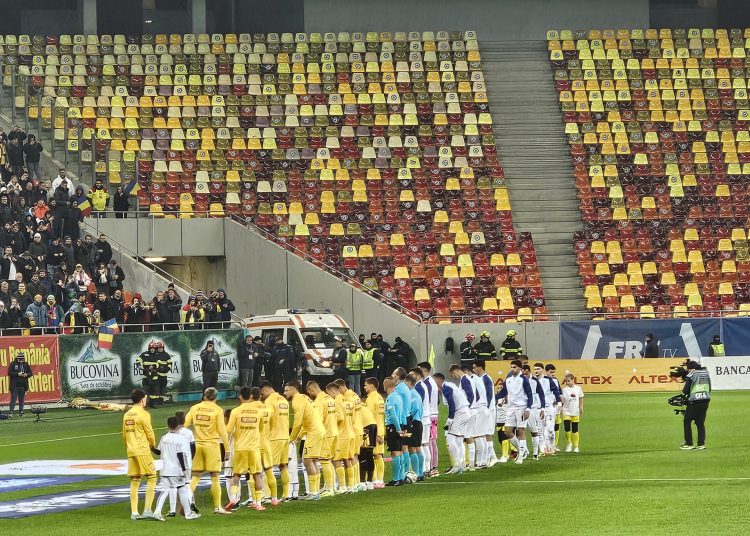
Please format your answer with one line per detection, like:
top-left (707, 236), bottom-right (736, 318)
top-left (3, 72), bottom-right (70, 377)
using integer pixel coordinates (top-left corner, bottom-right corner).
top-left (78, 220), bottom-right (245, 323)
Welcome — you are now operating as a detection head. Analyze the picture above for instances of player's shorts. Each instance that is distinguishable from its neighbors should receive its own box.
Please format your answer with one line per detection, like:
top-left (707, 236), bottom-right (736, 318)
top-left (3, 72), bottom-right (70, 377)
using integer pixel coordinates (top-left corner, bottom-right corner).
top-left (543, 406), bottom-right (555, 427)
top-left (348, 437), bottom-right (358, 459)
top-left (407, 421), bottom-right (423, 448)
top-left (361, 424), bottom-right (377, 449)
top-left (420, 419), bottom-right (431, 444)
top-left (271, 439), bottom-right (289, 466)
top-left (465, 410), bottom-right (479, 438)
top-left (373, 433), bottom-right (385, 456)
top-left (332, 436), bottom-right (347, 461)
top-left (446, 407), bottom-right (470, 437)
top-left (158, 476), bottom-right (187, 489)
top-left (321, 435), bottom-right (336, 460)
top-left (525, 408), bottom-right (543, 434)
top-left (562, 414), bottom-right (580, 422)
top-left (233, 449), bottom-right (262, 475)
top-left (504, 405), bottom-right (528, 428)
top-left (475, 406), bottom-right (493, 436)
top-left (192, 444), bottom-right (222, 473)
top-left (260, 446), bottom-right (272, 469)
top-left (495, 404), bottom-right (507, 425)
top-left (303, 433), bottom-right (323, 459)
top-left (127, 455), bottom-right (156, 478)
top-left (429, 415), bottom-right (438, 441)
top-left (400, 417), bottom-right (413, 447)
top-left (385, 425), bottom-right (402, 452)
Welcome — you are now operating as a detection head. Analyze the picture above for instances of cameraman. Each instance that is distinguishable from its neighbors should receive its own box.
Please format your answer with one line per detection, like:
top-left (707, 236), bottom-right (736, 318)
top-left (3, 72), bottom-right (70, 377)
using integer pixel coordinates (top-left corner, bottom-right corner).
top-left (680, 361), bottom-right (711, 450)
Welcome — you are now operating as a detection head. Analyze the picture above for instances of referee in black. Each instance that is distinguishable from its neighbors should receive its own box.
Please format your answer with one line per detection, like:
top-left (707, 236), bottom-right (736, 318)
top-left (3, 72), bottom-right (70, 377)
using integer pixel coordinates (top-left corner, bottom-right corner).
top-left (680, 361), bottom-right (711, 450)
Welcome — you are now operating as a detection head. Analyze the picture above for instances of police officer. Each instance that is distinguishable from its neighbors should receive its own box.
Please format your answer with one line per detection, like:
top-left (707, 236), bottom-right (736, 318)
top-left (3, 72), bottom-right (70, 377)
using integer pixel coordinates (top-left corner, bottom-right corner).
top-left (345, 343), bottom-right (364, 396)
top-left (270, 337), bottom-right (295, 392)
top-left (136, 341), bottom-right (160, 407)
top-left (331, 340), bottom-right (347, 381)
top-left (460, 334), bottom-right (477, 367)
top-left (499, 330), bottom-right (521, 360)
top-left (707, 335), bottom-right (725, 357)
top-left (475, 331), bottom-right (498, 360)
top-left (155, 341), bottom-right (172, 404)
top-left (680, 361), bottom-right (711, 450)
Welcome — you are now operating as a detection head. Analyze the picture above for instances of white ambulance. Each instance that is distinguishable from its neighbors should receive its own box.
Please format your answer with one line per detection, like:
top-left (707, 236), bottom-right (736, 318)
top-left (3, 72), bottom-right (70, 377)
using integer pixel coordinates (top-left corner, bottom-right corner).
top-left (244, 308), bottom-right (358, 382)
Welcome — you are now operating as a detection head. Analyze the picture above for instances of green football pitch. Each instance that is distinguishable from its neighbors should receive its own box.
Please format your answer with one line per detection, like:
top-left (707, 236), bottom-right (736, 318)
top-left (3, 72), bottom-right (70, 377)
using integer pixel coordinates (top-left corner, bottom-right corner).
top-left (1, 391), bottom-right (749, 535)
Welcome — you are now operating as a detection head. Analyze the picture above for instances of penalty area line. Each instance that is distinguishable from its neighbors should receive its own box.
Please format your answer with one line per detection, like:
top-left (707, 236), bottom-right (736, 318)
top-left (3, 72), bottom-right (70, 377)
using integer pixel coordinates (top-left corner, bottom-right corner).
top-left (421, 476), bottom-right (750, 485)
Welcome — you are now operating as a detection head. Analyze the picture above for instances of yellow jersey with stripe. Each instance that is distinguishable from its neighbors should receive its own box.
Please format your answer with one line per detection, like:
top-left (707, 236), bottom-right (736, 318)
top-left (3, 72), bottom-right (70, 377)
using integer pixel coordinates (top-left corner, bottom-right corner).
top-left (122, 405), bottom-right (156, 457)
top-left (359, 403), bottom-right (376, 428)
top-left (227, 402), bottom-right (262, 451)
top-left (265, 392), bottom-right (291, 441)
top-left (184, 400), bottom-right (229, 448)
top-left (335, 393), bottom-right (355, 439)
top-left (314, 391), bottom-right (339, 438)
top-left (366, 391), bottom-right (386, 437)
top-left (289, 393), bottom-right (325, 442)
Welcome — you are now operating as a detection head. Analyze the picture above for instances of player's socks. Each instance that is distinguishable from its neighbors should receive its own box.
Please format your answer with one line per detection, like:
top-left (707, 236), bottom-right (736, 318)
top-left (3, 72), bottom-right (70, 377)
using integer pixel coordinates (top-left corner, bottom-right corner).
top-left (190, 475), bottom-right (201, 493)
top-left (467, 443), bottom-right (476, 468)
top-left (374, 457), bottom-right (385, 483)
top-left (129, 478), bottom-right (141, 515)
top-left (145, 476), bottom-right (156, 512)
top-left (321, 460), bottom-right (333, 490)
top-left (264, 468), bottom-right (277, 499)
top-left (210, 475), bottom-right (221, 509)
top-left (155, 489), bottom-right (169, 514)
top-left (178, 485), bottom-right (192, 513)
top-left (475, 438), bottom-right (486, 465)
top-left (565, 430), bottom-right (572, 443)
top-left (421, 447), bottom-right (430, 475)
top-left (280, 467), bottom-right (290, 497)
top-left (430, 439), bottom-right (438, 470)
top-left (532, 435), bottom-right (540, 456)
top-left (225, 477), bottom-right (233, 502)
top-left (501, 439), bottom-right (510, 459)
top-left (168, 488), bottom-right (177, 513)
top-left (335, 465), bottom-right (347, 490)
top-left (345, 465), bottom-right (356, 489)
top-left (229, 484), bottom-right (240, 505)
top-left (573, 432), bottom-right (580, 449)
top-left (415, 451), bottom-right (425, 477)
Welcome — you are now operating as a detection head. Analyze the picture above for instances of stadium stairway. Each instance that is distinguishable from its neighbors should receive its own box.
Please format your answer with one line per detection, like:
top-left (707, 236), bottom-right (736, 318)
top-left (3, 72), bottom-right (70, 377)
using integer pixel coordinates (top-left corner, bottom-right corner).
top-left (482, 40), bottom-right (585, 314)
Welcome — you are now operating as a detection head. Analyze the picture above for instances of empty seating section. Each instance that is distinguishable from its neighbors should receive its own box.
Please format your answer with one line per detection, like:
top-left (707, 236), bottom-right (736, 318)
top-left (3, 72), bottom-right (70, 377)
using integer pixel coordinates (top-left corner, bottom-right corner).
top-left (548, 28), bottom-right (750, 318)
top-left (0, 31), bottom-right (545, 322)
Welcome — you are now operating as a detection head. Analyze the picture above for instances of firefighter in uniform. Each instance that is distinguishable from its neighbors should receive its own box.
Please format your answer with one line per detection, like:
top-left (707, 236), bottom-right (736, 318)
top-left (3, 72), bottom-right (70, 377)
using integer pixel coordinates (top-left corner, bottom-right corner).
top-left (499, 330), bottom-right (522, 360)
top-left (707, 335), bottom-right (725, 357)
top-left (136, 342), bottom-right (160, 407)
top-left (155, 341), bottom-right (172, 405)
top-left (460, 334), bottom-right (477, 367)
top-left (474, 331), bottom-right (498, 360)
top-left (361, 340), bottom-right (377, 393)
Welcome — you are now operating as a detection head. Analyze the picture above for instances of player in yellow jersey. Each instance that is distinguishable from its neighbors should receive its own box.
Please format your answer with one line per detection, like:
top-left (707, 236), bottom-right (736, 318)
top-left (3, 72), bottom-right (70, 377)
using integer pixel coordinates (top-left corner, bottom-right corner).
top-left (285, 380), bottom-right (326, 501)
top-left (122, 389), bottom-right (157, 520)
top-left (364, 378), bottom-right (386, 488)
top-left (335, 378), bottom-right (366, 492)
top-left (225, 387), bottom-right (266, 512)
top-left (326, 382), bottom-right (355, 494)
top-left (184, 387), bottom-right (230, 515)
top-left (260, 381), bottom-right (290, 503)
top-left (358, 394), bottom-right (377, 490)
top-left (256, 394), bottom-right (276, 505)
top-left (306, 380), bottom-right (338, 498)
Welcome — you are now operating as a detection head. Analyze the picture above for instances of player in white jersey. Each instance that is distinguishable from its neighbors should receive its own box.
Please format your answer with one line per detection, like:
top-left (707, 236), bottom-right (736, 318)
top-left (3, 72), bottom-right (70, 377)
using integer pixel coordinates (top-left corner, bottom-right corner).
top-left (449, 365), bottom-right (479, 470)
top-left (545, 364), bottom-right (563, 451)
top-left (495, 359), bottom-right (533, 464)
top-left (174, 411), bottom-right (197, 515)
top-left (418, 361), bottom-right (440, 476)
top-left (561, 373), bottom-right (584, 453)
top-left (467, 365), bottom-right (489, 469)
top-left (473, 361), bottom-right (498, 467)
top-left (522, 364), bottom-right (546, 460)
top-left (533, 363), bottom-right (562, 456)
top-left (411, 367), bottom-right (434, 476)
top-left (493, 377), bottom-right (510, 462)
top-left (433, 373), bottom-right (471, 474)
top-left (153, 416), bottom-right (200, 521)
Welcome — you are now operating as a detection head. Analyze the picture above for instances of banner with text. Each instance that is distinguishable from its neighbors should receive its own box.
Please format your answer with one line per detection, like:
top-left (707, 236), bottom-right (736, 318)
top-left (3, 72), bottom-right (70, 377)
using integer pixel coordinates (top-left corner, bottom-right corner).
top-left (58, 329), bottom-right (243, 398)
top-left (716, 318), bottom-right (750, 356)
top-left (486, 358), bottom-right (686, 393)
top-left (0, 336), bottom-right (61, 404)
top-left (697, 356), bottom-right (750, 390)
top-left (559, 318), bottom-right (718, 359)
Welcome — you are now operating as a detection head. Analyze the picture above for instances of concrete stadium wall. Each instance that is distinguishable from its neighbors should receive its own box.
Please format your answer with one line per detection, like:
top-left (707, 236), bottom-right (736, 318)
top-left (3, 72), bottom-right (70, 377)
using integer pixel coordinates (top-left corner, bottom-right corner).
top-left (303, 0), bottom-right (650, 41)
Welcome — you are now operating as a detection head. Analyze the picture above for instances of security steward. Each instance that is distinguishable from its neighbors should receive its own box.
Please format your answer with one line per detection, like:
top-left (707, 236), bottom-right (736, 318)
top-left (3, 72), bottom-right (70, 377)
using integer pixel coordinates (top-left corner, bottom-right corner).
top-left (474, 331), bottom-right (498, 360)
top-left (345, 343), bottom-right (364, 396)
top-left (707, 335), bottom-right (725, 357)
top-left (136, 341), bottom-right (160, 407)
top-left (361, 340), bottom-right (377, 392)
top-left (680, 361), bottom-right (711, 450)
top-left (499, 330), bottom-right (522, 360)
top-left (155, 341), bottom-right (172, 404)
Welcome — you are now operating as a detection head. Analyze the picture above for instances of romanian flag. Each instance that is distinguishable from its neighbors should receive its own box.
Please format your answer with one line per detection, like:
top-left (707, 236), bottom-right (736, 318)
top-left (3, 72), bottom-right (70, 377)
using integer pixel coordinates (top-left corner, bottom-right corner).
top-left (78, 198), bottom-right (92, 217)
top-left (98, 318), bottom-right (120, 349)
top-left (124, 176), bottom-right (141, 196)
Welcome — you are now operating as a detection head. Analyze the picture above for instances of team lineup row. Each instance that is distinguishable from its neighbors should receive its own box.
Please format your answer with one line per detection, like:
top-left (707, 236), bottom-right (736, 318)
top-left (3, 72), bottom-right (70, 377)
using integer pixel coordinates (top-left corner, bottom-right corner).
top-left (121, 360), bottom-right (584, 519)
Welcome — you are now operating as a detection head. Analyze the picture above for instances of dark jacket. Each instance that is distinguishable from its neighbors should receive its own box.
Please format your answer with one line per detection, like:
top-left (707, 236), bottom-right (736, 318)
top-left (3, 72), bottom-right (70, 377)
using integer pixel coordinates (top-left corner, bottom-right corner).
top-left (113, 191), bottom-right (130, 212)
top-left (0, 308), bottom-right (10, 329)
top-left (156, 295), bottom-right (182, 324)
top-left (201, 349), bottom-right (221, 373)
top-left (124, 304), bottom-right (147, 331)
top-left (644, 340), bottom-right (659, 358)
top-left (53, 187), bottom-right (71, 217)
top-left (212, 292), bottom-right (236, 322)
top-left (23, 141), bottom-right (43, 163)
top-left (8, 358), bottom-right (33, 390)
top-left (93, 239), bottom-right (113, 266)
top-left (460, 341), bottom-right (477, 363)
top-left (271, 343), bottom-right (296, 377)
top-left (93, 298), bottom-right (117, 321)
top-left (237, 342), bottom-right (255, 370)
top-left (107, 265), bottom-right (125, 291)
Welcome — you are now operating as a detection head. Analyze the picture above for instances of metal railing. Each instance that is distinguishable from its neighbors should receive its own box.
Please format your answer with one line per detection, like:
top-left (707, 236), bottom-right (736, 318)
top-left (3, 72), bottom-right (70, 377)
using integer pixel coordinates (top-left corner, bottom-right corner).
top-left (0, 321), bottom-right (244, 337)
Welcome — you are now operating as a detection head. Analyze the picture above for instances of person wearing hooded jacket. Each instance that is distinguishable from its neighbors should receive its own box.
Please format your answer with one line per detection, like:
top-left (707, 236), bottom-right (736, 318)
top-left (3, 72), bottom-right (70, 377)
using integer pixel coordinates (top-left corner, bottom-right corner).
top-left (475, 331), bottom-right (499, 360)
top-left (200, 340), bottom-right (221, 391)
top-left (460, 334), bottom-right (478, 367)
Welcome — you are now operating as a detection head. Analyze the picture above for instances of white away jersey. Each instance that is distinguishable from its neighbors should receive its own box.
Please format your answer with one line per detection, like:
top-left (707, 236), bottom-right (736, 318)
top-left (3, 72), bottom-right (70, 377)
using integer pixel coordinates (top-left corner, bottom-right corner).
top-left (158, 432), bottom-right (192, 476)
top-left (562, 385), bottom-right (584, 416)
top-left (423, 375), bottom-right (439, 417)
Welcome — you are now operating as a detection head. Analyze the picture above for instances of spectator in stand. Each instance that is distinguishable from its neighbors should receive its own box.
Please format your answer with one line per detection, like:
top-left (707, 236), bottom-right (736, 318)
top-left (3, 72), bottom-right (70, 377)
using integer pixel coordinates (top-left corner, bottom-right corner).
top-left (47, 236), bottom-right (66, 275)
top-left (0, 280), bottom-right (10, 305)
top-left (124, 293), bottom-right (148, 332)
top-left (91, 309), bottom-right (102, 329)
top-left (87, 179), bottom-right (109, 217)
top-left (93, 234), bottom-right (113, 266)
top-left (181, 295), bottom-right (205, 330)
top-left (106, 259), bottom-right (125, 297)
top-left (1, 247), bottom-right (17, 281)
top-left (81, 306), bottom-right (94, 333)
top-left (23, 135), bottom-right (43, 180)
top-left (7, 296), bottom-right (22, 334)
top-left (113, 186), bottom-right (131, 218)
top-left (6, 137), bottom-right (24, 177)
top-left (26, 294), bottom-right (47, 334)
top-left (13, 282), bottom-right (33, 311)
top-left (66, 199), bottom-right (83, 241)
top-left (51, 168), bottom-right (74, 194)
top-left (0, 194), bottom-right (14, 226)
top-left (71, 263), bottom-right (91, 293)
top-left (61, 236), bottom-right (75, 269)
top-left (16, 253), bottom-right (36, 284)
top-left (94, 291), bottom-right (117, 322)
top-left (93, 262), bottom-right (109, 295)
top-left (111, 289), bottom-right (126, 324)
top-left (46, 295), bottom-right (64, 332)
top-left (33, 198), bottom-right (49, 221)
top-left (28, 232), bottom-right (47, 267)
top-left (63, 302), bottom-right (87, 334)
top-left (26, 271), bottom-right (42, 298)
top-left (148, 298), bottom-right (162, 331)
top-left (210, 288), bottom-right (235, 329)
top-left (75, 235), bottom-right (93, 271)
top-left (52, 181), bottom-right (71, 239)
top-left (0, 300), bottom-right (10, 332)
top-left (162, 287), bottom-right (182, 330)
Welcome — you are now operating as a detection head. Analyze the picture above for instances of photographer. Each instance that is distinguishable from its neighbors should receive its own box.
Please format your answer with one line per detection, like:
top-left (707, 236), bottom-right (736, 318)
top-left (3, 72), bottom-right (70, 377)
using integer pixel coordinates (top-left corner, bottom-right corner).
top-left (680, 361), bottom-right (711, 450)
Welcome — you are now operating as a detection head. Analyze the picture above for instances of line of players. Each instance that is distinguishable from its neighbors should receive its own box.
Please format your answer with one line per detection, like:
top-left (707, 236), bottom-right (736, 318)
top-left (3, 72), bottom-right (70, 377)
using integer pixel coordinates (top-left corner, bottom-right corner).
top-left (122, 360), bottom-right (584, 520)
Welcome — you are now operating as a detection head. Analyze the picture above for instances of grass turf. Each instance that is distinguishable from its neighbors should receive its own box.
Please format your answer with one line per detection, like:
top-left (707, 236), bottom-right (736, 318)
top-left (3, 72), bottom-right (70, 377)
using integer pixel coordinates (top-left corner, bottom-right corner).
top-left (1, 391), bottom-right (749, 535)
